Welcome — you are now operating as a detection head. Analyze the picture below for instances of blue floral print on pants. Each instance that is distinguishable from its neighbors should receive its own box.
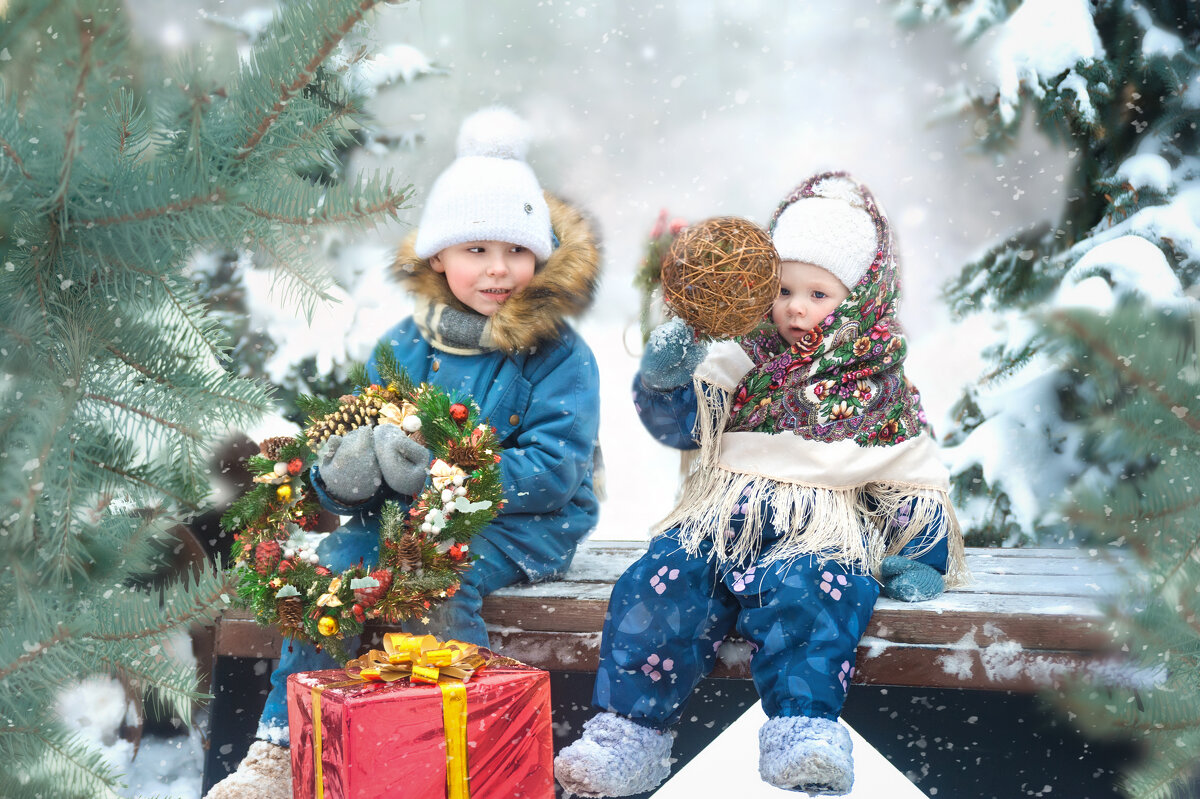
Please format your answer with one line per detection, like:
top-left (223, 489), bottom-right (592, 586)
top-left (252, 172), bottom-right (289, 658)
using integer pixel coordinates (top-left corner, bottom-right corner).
top-left (592, 495), bottom-right (880, 729)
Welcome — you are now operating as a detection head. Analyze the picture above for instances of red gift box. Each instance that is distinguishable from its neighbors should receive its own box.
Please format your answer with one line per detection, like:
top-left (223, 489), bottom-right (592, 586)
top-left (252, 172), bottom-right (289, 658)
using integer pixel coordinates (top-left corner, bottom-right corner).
top-left (287, 664), bottom-right (554, 799)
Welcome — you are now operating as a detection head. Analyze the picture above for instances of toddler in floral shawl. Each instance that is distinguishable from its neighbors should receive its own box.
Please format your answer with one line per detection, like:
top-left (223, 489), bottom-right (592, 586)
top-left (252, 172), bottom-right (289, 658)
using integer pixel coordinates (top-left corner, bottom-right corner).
top-left (555, 173), bottom-right (967, 797)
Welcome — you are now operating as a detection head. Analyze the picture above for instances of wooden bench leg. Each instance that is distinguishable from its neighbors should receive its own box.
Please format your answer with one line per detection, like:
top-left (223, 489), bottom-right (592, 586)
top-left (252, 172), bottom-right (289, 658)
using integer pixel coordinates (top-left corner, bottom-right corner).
top-left (200, 655), bottom-right (275, 795)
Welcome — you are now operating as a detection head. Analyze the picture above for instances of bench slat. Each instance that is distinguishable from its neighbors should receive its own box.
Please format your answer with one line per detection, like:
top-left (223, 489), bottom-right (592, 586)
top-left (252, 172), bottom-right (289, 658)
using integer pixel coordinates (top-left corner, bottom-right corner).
top-left (486, 629), bottom-right (1104, 692)
top-left (526, 544), bottom-right (1125, 587)
top-left (210, 542), bottom-right (1120, 691)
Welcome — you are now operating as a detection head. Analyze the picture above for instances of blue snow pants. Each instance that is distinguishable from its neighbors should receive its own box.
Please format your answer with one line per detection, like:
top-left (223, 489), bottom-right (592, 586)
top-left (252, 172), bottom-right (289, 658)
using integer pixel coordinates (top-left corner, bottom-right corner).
top-left (592, 501), bottom-right (880, 729)
top-left (256, 525), bottom-right (524, 744)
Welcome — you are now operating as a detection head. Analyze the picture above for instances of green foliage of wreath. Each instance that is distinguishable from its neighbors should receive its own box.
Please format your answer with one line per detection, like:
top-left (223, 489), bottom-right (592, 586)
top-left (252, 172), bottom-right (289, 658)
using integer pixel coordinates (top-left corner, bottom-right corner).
top-left (222, 351), bottom-right (504, 661)
top-left (633, 210), bottom-right (688, 344)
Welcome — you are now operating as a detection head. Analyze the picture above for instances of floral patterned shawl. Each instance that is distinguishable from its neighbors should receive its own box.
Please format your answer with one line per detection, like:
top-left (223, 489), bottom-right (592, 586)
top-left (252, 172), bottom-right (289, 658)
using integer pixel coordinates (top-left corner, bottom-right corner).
top-left (726, 174), bottom-right (928, 446)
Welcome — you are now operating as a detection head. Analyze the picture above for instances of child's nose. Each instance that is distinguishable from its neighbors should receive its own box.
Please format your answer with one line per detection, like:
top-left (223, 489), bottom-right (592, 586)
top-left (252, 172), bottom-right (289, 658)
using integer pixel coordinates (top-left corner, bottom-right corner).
top-left (486, 255), bottom-right (509, 276)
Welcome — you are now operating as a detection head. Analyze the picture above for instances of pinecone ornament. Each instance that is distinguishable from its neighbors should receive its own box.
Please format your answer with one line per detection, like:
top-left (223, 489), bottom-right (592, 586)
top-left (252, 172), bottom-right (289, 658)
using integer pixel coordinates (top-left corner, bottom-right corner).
top-left (277, 596), bottom-right (304, 629)
top-left (396, 534), bottom-right (423, 573)
top-left (445, 439), bottom-right (488, 472)
top-left (353, 568), bottom-right (393, 608)
top-left (255, 540), bottom-right (283, 575)
top-left (259, 436), bottom-right (294, 461)
top-left (304, 385), bottom-right (394, 448)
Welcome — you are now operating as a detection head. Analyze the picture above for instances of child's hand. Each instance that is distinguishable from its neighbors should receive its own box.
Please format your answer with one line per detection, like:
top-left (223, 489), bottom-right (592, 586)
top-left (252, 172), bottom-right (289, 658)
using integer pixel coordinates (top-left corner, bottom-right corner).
top-left (374, 424), bottom-right (432, 497)
top-left (879, 555), bottom-right (945, 602)
top-left (317, 426), bottom-right (382, 504)
top-left (640, 319), bottom-right (707, 390)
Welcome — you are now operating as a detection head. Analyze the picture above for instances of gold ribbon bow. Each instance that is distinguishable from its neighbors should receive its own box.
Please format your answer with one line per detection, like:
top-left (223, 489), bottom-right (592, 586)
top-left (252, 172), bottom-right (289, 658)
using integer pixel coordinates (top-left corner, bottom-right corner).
top-left (429, 459), bottom-right (468, 491)
top-left (345, 632), bottom-right (487, 685)
top-left (311, 634), bottom-right (490, 799)
top-left (316, 576), bottom-right (343, 608)
top-left (378, 400), bottom-right (419, 427)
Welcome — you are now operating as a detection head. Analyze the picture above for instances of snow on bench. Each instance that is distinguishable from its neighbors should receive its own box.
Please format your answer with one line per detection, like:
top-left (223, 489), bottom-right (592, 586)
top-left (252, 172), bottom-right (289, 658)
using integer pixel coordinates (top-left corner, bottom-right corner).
top-left (212, 541), bottom-right (1124, 692)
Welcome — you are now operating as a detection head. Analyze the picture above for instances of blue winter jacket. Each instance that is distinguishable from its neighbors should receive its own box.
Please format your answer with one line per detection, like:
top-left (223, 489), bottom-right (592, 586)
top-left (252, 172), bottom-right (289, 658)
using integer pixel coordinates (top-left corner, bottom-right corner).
top-left (311, 319), bottom-right (600, 580)
top-left (311, 194), bottom-right (604, 581)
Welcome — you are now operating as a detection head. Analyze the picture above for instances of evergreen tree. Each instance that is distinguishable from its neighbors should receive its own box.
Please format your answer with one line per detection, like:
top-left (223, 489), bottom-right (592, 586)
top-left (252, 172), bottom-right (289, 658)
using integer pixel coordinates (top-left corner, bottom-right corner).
top-left (188, 30), bottom-right (439, 418)
top-left (894, 0), bottom-right (1200, 544)
top-left (1049, 301), bottom-right (1200, 798)
top-left (0, 0), bottom-right (405, 796)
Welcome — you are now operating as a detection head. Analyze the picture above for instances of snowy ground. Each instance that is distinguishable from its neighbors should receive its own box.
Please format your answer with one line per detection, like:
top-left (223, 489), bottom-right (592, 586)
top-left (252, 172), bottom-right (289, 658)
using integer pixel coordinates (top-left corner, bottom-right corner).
top-left (111, 0), bottom-right (1073, 795)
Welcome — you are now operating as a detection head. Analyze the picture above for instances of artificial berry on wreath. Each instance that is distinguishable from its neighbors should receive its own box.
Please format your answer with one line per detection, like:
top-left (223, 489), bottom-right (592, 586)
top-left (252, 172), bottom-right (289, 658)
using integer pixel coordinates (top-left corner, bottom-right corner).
top-left (287, 457), bottom-right (304, 476)
top-left (449, 403), bottom-right (469, 424)
top-left (352, 603), bottom-right (366, 623)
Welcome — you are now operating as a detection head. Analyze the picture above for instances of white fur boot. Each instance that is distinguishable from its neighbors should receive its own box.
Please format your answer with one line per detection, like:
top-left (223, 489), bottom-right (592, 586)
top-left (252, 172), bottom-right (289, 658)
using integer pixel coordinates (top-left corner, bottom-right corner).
top-left (758, 715), bottom-right (854, 795)
top-left (554, 712), bottom-right (675, 797)
top-left (202, 740), bottom-right (292, 799)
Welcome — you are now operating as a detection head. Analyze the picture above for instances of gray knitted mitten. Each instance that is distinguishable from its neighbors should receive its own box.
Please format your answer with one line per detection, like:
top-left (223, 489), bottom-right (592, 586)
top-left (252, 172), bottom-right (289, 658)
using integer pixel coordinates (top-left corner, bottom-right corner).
top-left (317, 426), bottom-right (382, 505)
top-left (640, 319), bottom-right (707, 391)
top-left (880, 555), bottom-right (945, 602)
top-left (374, 424), bottom-right (431, 497)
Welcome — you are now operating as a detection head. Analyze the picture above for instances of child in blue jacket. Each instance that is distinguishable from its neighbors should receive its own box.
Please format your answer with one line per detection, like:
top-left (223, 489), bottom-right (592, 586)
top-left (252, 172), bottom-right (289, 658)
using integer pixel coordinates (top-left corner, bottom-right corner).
top-left (206, 107), bottom-right (602, 799)
top-left (555, 173), bottom-right (967, 797)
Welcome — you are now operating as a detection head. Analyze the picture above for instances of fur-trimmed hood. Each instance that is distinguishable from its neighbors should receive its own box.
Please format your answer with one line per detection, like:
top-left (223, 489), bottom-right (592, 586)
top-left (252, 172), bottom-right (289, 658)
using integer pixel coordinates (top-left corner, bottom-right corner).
top-left (391, 193), bottom-right (601, 353)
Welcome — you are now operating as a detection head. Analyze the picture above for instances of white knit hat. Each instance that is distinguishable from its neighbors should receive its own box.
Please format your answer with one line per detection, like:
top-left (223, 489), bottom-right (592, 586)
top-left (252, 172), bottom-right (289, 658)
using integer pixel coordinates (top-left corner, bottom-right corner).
top-left (771, 175), bottom-right (879, 290)
top-left (414, 107), bottom-right (553, 261)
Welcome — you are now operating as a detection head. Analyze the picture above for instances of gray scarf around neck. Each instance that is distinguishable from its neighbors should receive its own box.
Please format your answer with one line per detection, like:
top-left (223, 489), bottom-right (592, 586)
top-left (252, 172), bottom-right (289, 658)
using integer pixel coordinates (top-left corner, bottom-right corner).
top-left (413, 297), bottom-right (499, 356)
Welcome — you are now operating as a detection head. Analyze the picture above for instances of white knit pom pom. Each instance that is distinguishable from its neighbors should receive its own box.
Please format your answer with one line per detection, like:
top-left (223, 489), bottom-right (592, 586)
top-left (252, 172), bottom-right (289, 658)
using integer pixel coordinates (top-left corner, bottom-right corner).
top-left (811, 175), bottom-right (865, 209)
top-left (456, 106), bottom-right (531, 161)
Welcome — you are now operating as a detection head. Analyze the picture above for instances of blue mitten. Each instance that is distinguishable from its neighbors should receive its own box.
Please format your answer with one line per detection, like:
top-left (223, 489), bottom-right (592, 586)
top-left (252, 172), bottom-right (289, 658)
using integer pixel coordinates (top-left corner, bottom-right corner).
top-left (640, 319), bottom-right (707, 391)
top-left (374, 424), bottom-right (431, 497)
top-left (317, 426), bottom-right (382, 504)
top-left (880, 555), bottom-right (945, 602)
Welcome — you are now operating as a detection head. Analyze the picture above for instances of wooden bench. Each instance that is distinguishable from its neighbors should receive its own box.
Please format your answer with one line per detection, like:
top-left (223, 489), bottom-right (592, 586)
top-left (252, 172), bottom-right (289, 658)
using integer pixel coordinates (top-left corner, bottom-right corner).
top-left (212, 540), bottom-right (1122, 693)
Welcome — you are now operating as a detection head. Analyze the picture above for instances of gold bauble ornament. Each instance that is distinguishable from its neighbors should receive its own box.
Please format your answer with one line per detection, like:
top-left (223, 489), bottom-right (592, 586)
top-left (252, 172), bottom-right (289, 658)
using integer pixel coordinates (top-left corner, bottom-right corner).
top-left (317, 615), bottom-right (339, 636)
top-left (276, 484), bottom-right (293, 501)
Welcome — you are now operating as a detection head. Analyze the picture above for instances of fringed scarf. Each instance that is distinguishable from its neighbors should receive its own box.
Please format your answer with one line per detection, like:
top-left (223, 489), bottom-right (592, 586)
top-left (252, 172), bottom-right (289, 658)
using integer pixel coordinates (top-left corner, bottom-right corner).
top-left (656, 173), bottom-right (968, 586)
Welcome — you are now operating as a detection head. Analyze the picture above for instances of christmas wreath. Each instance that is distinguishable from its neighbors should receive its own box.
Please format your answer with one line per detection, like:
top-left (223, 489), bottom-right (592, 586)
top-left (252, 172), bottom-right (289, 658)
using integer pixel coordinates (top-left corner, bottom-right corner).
top-left (222, 348), bottom-right (504, 660)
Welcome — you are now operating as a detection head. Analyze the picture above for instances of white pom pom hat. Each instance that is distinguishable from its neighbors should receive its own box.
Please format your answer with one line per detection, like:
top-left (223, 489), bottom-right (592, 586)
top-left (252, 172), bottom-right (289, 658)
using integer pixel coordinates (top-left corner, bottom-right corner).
top-left (414, 107), bottom-right (553, 261)
top-left (770, 174), bottom-right (880, 290)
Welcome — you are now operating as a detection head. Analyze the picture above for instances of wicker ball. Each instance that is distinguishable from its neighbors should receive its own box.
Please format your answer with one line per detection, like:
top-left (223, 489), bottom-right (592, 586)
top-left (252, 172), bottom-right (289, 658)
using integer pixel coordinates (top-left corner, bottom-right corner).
top-left (660, 217), bottom-right (780, 339)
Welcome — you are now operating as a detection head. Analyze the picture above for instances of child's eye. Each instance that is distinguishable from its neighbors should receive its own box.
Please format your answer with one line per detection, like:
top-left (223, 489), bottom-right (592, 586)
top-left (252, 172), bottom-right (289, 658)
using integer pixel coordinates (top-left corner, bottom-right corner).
top-left (510, 245), bottom-right (526, 253)
top-left (468, 247), bottom-right (485, 254)
top-left (779, 287), bottom-right (791, 297)
top-left (813, 291), bottom-right (827, 300)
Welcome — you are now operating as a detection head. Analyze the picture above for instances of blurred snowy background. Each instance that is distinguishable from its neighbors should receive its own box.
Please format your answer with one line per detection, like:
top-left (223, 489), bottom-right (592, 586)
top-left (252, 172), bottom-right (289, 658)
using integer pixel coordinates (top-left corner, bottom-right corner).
top-left (103, 0), bottom-right (1078, 795)
top-left (147, 0), bottom-right (1070, 539)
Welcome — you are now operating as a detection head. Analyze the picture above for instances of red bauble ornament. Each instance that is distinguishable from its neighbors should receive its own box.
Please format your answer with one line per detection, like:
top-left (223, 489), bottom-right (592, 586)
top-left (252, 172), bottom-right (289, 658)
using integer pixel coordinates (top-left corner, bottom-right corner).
top-left (353, 568), bottom-right (393, 608)
top-left (449, 403), bottom-right (469, 424)
top-left (287, 458), bottom-right (304, 476)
